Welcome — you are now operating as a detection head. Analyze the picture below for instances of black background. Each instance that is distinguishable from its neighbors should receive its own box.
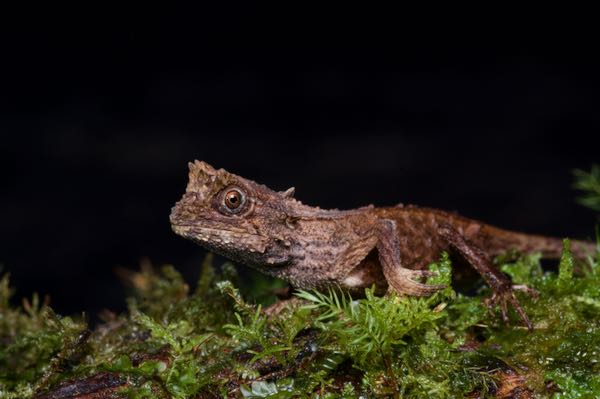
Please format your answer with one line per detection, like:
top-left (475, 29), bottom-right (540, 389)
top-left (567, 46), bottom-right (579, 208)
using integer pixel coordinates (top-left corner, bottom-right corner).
top-left (1, 17), bottom-right (599, 318)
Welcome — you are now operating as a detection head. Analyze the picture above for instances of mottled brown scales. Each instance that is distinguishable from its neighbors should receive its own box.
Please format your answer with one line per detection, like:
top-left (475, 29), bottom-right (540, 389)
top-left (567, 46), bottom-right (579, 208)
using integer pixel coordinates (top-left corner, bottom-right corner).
top-left (170, 161), bottom-right (594, 329)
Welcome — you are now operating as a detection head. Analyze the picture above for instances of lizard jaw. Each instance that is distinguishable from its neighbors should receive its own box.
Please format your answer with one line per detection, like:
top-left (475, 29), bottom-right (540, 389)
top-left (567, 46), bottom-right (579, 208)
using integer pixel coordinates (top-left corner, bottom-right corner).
top-left (172, 224), bottom-right (269, 254)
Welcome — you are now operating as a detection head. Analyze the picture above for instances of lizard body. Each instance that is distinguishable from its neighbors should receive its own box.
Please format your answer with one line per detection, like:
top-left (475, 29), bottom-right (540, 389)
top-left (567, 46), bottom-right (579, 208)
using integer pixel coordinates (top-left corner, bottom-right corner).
top-left (170, 161), bottom-right (594, 328)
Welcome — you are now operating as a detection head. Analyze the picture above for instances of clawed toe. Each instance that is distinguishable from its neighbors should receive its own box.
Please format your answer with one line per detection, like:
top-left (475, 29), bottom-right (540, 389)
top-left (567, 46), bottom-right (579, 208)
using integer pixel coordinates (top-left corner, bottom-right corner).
top-left (410, 269), bottom-right (437, 279)
top-left (387, 268), bottom-right (446, 296)
top-left (485, 285), bottom-right (536, 331)
top-left (389, 280), bottom-right (446, 296)
top-left (512, 284), bottom-right (540, 298)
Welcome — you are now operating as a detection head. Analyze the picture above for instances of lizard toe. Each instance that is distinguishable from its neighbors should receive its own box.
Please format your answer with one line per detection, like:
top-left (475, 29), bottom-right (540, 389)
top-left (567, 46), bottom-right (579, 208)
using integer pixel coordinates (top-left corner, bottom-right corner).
top-left (485, 289), bottom-right (534, 331)
top-left (408, 269), bottom-right (438, 279)
top-left (387, 273), bottom-right (446, 296)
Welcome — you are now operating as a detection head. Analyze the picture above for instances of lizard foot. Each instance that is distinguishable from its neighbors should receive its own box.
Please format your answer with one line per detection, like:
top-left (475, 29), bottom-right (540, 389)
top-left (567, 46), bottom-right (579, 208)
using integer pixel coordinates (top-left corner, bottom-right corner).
top-left (386, 268), bottom-right (446, 297)
top-left (512, 284), bottom-right (540, 298)
top-left (483, 285), bottom-right (537, 331)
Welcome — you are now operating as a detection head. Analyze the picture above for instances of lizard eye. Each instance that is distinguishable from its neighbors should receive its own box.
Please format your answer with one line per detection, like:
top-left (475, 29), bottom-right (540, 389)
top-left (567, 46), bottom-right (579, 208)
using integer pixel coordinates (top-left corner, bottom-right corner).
top-left (223, 188), bottom-right (245, 211)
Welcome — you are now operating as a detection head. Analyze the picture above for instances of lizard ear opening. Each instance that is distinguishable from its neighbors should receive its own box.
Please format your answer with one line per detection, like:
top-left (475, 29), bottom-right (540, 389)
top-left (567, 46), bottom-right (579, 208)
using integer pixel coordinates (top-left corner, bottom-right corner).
top-left (280, 187), bottom-right (295, 198)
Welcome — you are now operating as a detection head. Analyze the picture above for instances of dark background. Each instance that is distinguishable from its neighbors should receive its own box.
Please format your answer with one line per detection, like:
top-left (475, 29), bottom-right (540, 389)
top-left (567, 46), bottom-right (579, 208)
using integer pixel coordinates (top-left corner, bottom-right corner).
top-left (1, 21), bottom-right (599, 318)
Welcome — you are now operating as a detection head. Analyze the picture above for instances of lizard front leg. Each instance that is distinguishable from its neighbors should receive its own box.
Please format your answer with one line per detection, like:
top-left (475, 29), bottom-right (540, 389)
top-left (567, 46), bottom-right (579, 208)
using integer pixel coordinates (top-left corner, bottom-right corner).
top-left (376, 219), bottom-right (446, 296)
top-left (438, 223), bottom-right (535, 330)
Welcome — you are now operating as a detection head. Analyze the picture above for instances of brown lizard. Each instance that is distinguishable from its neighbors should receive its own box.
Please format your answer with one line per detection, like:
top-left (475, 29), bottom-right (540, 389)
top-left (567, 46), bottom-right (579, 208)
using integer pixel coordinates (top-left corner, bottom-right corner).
top-left (170, 160), bottom-right (594, 329)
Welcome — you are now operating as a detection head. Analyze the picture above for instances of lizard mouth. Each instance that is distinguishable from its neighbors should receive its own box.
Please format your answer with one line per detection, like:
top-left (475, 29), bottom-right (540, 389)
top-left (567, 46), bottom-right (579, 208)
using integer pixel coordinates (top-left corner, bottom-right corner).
top-left (171, 223), bottom-right (249, 235)
top-left (170, 223), bottom-right (192, 236)
top-left (171, 224), bottom-right (269, 254)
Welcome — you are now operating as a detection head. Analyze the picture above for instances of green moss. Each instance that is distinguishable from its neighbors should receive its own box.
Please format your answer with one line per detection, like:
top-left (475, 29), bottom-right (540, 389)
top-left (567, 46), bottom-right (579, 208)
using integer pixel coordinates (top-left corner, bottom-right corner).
top-left (2, 241), bottom-right (600, 398)
top-left (0, 274), bottom-right (88, 398)
top-left (573, 164), bottom-right (600, 212)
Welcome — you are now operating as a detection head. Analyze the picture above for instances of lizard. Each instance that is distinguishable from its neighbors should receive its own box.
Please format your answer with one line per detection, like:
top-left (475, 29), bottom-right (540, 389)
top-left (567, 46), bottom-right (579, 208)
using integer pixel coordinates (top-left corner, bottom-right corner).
top-left (170, 160), bottom-right (595, 330)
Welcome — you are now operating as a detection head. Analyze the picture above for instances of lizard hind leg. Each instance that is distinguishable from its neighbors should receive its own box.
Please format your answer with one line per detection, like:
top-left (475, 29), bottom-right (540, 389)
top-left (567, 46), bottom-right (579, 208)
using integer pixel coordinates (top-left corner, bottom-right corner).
top-left (376, 219), bottom-right (446, 297)
top-left (438, 223), bottom-right (536, 330)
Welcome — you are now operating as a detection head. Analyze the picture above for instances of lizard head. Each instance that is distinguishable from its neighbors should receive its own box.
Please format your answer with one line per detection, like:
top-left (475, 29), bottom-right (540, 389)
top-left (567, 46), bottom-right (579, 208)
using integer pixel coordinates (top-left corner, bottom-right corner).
top-left (170, 160), bottom-right (299, 267)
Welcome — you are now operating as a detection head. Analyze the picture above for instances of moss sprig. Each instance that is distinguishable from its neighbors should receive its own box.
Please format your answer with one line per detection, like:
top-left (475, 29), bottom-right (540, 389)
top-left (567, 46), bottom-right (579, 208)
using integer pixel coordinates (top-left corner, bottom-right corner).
top-left (2, 240), bottom-right (600, 397)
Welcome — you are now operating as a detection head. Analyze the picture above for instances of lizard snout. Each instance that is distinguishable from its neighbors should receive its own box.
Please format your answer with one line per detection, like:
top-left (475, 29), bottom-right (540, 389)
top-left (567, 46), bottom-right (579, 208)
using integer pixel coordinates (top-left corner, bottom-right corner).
top-left (169, 196), bottom-right (192, 227)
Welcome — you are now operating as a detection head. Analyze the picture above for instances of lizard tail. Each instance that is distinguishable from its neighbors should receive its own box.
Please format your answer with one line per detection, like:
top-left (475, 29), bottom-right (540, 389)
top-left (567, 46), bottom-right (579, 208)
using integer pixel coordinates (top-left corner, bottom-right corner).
top-left (479, 225), bottom-right (596, 260)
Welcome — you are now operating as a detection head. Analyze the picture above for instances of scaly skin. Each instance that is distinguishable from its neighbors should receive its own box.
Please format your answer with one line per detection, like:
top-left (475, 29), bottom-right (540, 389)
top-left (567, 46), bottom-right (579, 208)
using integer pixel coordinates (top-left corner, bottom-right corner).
top-left (170, 161), bottom-right (594, 329)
